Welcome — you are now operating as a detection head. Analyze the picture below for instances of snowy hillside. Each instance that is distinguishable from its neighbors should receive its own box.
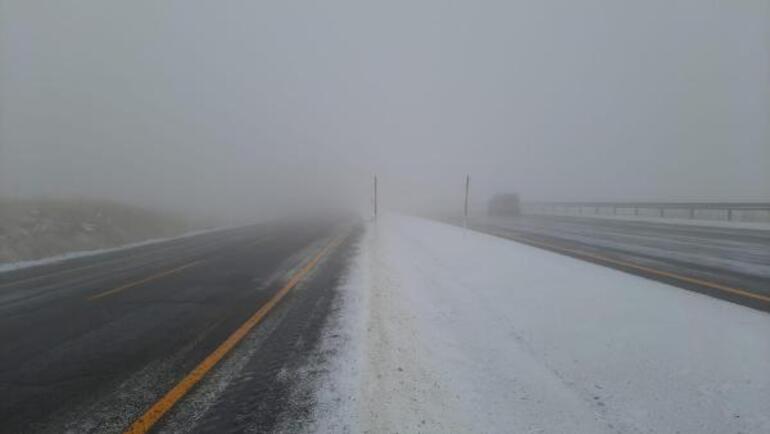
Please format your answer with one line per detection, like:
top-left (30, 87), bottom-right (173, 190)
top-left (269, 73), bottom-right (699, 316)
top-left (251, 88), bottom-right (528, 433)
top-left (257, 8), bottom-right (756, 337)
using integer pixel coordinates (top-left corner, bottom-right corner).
top-left (0, 199), bottom-right (196, 264)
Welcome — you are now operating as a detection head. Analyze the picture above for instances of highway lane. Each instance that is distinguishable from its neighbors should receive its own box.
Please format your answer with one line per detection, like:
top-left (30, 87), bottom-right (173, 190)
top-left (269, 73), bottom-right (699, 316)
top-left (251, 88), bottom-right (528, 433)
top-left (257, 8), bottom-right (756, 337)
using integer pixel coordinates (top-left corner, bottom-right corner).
top-left (0, 226), bottom-right (254, 294)
top-left (0, 219), bottom-right (359, 433)
top-left (471, 215), bottom-right (770, 312)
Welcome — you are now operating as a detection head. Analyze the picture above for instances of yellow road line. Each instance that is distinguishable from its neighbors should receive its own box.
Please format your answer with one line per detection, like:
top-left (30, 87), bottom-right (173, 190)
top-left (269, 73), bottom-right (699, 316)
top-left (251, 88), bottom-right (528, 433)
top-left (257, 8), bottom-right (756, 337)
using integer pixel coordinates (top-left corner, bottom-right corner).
top-left (123, 236), bottom-right (343, 434)
top-left (498, 232), bottom-right (770, 304)
top-left (87, 261), bottom-right (203, 301)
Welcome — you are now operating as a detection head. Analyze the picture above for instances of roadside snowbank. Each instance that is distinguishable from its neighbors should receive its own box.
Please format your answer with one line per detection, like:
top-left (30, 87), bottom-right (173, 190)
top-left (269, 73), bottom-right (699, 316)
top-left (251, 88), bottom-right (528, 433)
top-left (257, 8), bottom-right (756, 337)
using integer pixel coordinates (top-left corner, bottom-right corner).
top-left (0, 226), bottom-right (222, 273)
top-left (313, 214), bottom-right (770, 433)
top-left (297, 241), bottom-right (365, 433)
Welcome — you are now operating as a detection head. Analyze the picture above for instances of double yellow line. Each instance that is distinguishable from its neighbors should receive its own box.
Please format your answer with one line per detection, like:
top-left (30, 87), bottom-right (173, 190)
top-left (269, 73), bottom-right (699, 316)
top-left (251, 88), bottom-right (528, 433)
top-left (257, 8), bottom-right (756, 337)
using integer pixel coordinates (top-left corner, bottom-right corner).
top-left (498, 231), bottom-right (770, 304)
top-left (123, 235), bottom-right (344, 434)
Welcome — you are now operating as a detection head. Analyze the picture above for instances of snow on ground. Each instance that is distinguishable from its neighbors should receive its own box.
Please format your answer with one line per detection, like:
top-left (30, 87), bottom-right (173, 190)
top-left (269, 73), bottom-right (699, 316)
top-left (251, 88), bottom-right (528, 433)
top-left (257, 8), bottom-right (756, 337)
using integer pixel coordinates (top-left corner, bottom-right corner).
top-left (482, 216), bottom-right (770, 279)
top-left (0, 226), bottom-right (222, 273)
top-left (0, 199), bottom-right (202, 264)
top-left (310, 214), bottom-right (770, 433)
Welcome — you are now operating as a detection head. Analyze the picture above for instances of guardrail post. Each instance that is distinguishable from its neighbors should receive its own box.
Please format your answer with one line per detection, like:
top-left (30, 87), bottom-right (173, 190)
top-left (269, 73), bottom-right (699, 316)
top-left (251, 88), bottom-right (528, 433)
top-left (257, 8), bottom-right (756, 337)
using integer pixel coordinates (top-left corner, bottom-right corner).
top-left (727, 209), bottom-right (733, 221)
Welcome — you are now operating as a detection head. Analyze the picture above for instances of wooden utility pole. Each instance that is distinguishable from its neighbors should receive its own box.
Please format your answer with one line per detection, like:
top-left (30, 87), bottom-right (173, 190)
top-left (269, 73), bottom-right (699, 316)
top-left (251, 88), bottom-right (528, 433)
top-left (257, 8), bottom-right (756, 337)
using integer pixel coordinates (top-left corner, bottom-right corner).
top-left (464, 174), bottom-right (470, 227)
top-left (374, 175), bottom-right (378, 220)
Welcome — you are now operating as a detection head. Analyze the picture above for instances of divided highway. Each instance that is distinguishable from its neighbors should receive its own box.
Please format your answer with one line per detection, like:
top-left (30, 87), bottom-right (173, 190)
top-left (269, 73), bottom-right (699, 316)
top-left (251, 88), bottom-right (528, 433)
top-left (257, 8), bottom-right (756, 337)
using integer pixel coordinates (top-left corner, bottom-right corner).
top-left (0, 219), bottom-right (359, 433)
top-left (4, 213), bottom-right (767, 432)
top-left (472, 215), bottom-right (770, 312)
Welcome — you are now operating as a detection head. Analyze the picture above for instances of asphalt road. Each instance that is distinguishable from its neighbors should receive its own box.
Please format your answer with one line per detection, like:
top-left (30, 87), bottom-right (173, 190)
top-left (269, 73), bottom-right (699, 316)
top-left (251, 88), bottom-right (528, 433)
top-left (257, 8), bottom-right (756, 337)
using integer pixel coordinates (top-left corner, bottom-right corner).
top-left (472, 215), bottom-right (770, 312)
top-left (0, 219), bottom-right (359, 433)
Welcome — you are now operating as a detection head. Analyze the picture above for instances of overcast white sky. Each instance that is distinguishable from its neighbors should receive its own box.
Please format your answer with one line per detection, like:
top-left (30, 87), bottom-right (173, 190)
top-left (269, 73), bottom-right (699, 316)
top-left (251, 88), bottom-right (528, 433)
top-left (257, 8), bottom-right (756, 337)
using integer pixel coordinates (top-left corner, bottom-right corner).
top-left (1, 0), bottom-right (768, 217)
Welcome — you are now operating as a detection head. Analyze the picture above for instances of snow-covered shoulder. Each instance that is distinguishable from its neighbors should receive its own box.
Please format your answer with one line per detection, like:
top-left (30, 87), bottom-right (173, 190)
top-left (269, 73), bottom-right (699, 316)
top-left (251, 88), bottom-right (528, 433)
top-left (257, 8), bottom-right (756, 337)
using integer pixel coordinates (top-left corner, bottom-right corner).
top-left (0, 226), bottom-right (223, 273)
top-left (311, 214), bottom-right (770, 433)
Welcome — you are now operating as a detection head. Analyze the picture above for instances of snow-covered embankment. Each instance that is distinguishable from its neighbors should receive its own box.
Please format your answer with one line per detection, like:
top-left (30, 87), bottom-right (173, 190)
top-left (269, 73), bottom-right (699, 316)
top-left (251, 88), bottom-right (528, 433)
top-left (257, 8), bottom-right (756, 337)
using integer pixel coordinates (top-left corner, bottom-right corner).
top-left (308, 214), bottom-right (770, 433)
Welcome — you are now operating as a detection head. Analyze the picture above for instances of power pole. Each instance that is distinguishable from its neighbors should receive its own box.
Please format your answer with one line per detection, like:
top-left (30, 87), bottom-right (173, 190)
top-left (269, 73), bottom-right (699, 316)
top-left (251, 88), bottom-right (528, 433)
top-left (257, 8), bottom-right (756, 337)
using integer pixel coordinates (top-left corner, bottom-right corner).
top-left (373, 175), bottom-right (378, 220)
top-left (464, 174), bottom-right (470, 228)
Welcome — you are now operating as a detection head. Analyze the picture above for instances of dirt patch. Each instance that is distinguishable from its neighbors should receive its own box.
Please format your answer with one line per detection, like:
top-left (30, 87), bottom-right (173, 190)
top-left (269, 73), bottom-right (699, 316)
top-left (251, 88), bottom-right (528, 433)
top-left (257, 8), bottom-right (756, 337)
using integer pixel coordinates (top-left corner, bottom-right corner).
top-left (0, 198), bottom-right (199, 264)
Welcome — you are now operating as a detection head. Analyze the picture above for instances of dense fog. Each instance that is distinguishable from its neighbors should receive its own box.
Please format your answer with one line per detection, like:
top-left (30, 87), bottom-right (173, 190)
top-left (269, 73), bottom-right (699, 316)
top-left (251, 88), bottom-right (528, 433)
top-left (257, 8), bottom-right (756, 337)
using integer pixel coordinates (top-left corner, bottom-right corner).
top-left (1, 0), bottom-right (768, 221)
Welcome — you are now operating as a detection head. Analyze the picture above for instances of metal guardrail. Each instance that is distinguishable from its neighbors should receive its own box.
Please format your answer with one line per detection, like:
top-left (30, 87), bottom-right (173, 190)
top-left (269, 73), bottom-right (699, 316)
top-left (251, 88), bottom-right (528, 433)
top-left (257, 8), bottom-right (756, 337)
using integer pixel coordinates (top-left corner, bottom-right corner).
top-left (523, 202), bottom-right (770, 222)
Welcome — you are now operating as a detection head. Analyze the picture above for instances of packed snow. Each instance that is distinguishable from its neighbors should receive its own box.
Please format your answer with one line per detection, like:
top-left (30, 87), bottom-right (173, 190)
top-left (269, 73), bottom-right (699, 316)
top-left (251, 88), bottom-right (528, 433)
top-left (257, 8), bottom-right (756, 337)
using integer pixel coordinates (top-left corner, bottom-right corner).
top-left (309, 214), bottom-right (770, 433)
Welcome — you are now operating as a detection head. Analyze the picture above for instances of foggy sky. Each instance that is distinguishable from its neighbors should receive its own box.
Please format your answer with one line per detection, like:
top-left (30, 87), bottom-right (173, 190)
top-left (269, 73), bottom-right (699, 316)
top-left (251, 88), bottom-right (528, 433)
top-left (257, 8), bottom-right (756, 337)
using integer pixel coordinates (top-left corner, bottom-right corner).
top-left (1, 0), bottom-right (768, 219)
